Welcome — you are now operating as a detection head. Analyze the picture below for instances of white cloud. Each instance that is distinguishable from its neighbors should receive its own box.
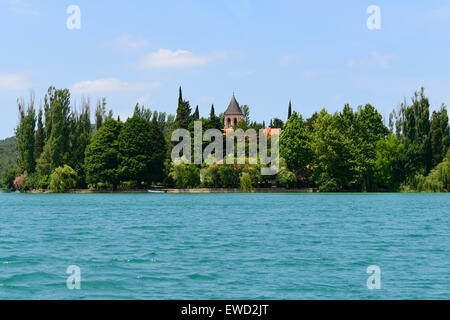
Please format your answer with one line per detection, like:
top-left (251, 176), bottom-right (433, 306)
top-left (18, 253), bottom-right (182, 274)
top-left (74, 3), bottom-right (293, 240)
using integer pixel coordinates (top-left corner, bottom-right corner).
top-left (113, 34), bottom-right (149, 50)
top-left (279, 55), bottom-right (299, 66)
top-left (0, 73), bottom-right (30, 90)
top-left (70, 78), bottom-right (160, 94)
top-left (348, 52), bottom-right (393, 70)
top-left (227, 71), bottom-right (253, 78)
top-left (198, 96), bottom-right (215, 104)
top-left (9, 0), bottom-right (39, 15)
top-left (301, 71), bottom-right (319, 78)
top-left (370, 52), bottom-right (393, 69)
top-left (138, 49), bottom-right (227, 68)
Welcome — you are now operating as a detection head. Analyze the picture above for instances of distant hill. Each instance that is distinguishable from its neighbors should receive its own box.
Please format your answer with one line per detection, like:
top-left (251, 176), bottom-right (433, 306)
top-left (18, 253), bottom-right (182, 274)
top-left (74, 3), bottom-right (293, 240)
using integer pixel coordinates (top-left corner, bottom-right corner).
top-left (0, 136), bottom-right (17, 182)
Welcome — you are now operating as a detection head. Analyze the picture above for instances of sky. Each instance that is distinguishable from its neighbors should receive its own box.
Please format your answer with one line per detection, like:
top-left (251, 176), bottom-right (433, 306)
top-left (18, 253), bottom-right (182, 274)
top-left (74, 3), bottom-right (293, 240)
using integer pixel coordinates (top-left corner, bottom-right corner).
top-left (1, 0), bottom-right (450, 138)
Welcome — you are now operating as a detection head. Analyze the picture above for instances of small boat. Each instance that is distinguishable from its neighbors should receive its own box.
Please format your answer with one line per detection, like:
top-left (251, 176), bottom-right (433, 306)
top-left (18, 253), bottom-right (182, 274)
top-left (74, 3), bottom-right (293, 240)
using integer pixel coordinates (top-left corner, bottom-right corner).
top-left (147, 190), bottom-right (166, 193)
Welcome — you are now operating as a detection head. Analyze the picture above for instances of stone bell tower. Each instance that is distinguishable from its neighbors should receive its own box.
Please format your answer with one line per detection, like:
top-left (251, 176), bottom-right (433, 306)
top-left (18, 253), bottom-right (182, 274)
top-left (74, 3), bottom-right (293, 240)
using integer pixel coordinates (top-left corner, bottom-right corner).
top-left (224, 94), bottom-right (244, 128)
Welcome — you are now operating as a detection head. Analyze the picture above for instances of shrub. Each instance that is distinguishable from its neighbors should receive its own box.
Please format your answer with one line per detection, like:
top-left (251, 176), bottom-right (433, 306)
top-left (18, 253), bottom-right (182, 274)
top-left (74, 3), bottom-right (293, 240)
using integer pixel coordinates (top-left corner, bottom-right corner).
top-left (118, 181), bottom-right (137, 190)
top-left (240, 172), bottom-right (253, 191)
top-left (13, 172), bottom-right (31, 191)
top-left (201, 165), bottom-right (219, 188)
top-left (49, 165), bottom-right (77, 193)
top-left (169, 162), bottom-right (200, 189)
top-left (277, 166), bottom-right (296, 187)
top-left (2, 169), bottom-right (18, 191)
top-left (218, 164), bottom-right (241, 188)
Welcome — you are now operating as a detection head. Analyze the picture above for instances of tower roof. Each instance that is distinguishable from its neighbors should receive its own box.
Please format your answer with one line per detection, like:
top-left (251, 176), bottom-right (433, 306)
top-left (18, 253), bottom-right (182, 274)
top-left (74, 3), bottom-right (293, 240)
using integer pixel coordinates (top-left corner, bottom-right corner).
top-left (224, 94), bottom-right (243, 115)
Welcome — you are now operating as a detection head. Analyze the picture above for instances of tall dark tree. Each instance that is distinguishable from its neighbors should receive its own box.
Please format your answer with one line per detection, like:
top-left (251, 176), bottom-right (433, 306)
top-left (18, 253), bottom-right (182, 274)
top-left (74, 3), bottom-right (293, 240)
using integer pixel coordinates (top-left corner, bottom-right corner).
top-left (207, 104), bottom-right (222, 130)
top-left (15, 95), bottom-right (36, 174)
top-left (173, 87), bottom-right (192, 129)
top-left (399, 88), bottom-right (432, 177)
top-left (210, 104), bottom-right (216, 120)
top-left (36, 87), bottom-right (71, 176)
top-left (118, 116), bottom-right (166, 186)
top-left (272, 118), bottom-right (284, 128)
top-left (241, 105), bottom-right (250, 123)
top-left (288, 100), bottom-right (292, 120)
top-left (441, 104), bottom-right (450, 158)
top-left (95, 97), bottom-right (107, 131)
top-left (69, 99), bottom-right (92, 186)
top-left (193, 105), bottom-right (200, 120)
top-left (430, 104), bottom-right (450, 167)
top-left (34, 106), bottom-right (45, 160)
top-left (43, 95), bottom-right (52, 143)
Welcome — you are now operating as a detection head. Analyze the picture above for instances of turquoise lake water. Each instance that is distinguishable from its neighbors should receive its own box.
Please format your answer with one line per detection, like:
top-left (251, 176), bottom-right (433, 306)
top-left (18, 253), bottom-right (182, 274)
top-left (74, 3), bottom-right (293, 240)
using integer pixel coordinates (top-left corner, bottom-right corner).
top-left (0, 192), bottom-right (449, 299)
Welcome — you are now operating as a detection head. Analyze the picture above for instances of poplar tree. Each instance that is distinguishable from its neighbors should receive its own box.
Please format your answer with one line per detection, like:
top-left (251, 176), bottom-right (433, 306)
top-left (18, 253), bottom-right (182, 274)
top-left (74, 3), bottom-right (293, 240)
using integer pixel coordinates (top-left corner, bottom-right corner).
top-left (15, 95), bottom-right (36, 174)
top-left (34, 107), bottom-right (45, 160)
top-left (95, 97), bottom-right (107, 131)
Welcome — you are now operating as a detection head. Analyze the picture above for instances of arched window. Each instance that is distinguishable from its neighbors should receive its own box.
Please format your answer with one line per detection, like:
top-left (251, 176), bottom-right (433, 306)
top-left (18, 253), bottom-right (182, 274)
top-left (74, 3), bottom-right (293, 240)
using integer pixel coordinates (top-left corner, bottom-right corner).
top-left (234, 118), bottom-right (237, 125)
top-left (227, 118), bottom-right (231, 128)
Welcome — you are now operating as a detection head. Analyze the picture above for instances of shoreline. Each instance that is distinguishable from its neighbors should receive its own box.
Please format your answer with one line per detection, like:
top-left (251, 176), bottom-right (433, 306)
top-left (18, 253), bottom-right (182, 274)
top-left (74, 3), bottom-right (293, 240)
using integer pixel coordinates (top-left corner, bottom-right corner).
top-left (14, 187), bottom-right (317, 194)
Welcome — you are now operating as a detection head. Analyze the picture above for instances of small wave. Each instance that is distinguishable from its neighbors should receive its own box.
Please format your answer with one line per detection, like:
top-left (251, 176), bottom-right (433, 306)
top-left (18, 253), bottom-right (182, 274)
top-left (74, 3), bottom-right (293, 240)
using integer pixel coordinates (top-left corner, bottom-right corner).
top-left (188, 273), bottom-right (217, 280)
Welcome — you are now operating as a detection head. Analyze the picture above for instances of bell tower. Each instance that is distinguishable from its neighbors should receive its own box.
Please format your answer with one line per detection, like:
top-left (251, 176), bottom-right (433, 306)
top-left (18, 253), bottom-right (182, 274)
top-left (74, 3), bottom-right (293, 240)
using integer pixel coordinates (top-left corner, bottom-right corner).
top-left (224, 94), bottom-right (244, 128)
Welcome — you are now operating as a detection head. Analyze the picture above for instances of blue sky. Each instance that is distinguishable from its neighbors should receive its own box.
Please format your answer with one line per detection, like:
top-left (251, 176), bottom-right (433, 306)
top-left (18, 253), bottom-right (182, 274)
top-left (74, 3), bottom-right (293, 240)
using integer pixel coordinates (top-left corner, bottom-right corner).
top-left (1, 0), bottom-right (450, 138)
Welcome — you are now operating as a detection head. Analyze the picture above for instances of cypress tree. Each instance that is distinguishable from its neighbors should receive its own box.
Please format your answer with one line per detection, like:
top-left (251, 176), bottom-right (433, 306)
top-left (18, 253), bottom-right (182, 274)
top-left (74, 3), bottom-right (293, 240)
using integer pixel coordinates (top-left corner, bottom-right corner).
top-left (193, 105), bottom-right (200, 120)
top-left (207, 104), bottom-right (222, 130)
top-left (288, 100), bottom-right (292, 120)
top-left (210, 104), bottom-right (216, 120)
top-left (174, 87), bottom-right (192, 129)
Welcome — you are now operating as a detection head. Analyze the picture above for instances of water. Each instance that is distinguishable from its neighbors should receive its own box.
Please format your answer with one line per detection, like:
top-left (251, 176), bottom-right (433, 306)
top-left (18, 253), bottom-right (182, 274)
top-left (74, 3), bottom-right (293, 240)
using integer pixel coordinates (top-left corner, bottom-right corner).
top-left (0, 193), bottom-right (449, 300)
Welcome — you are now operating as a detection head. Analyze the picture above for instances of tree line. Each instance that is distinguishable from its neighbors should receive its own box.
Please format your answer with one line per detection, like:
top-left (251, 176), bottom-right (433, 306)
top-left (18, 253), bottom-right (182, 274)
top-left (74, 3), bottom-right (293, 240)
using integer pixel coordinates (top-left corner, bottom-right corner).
top-left (2, 86), bottom-right (450, 192)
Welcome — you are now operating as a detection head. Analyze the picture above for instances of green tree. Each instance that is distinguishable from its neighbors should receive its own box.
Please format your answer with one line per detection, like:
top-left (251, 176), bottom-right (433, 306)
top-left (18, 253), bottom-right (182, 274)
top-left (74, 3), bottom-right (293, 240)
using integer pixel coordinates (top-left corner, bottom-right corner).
top-left (272, 118), bottom-right (284, 128)
top-left (49, 165), bottom-right (77, 193)
top-left (40, 87), bottom-right (72, 174)
top-left (240, 172), bottom-right (253, 191)
top-left (169, 162), bottom-right (200, 188)
top-left (280, 111), bottom-right (312, 175)
top-left (192, 105), bottom-right (200, 120)
top-left (34, 107), bottom-right (45, 160)
top-left (95, 97), bottom-right (107, 131)
top-left (68, 100), bottom-right (92, 187)
top-left (15, 96), bottom-right (36, 174)
top-left (241, 105), bottom-right (250, 123)
top-left (218, 163), bottom-right (241, 188)
top-left (85, 119), bottom-right (122, 189)
top-left (374, 135), bottom-right (405, 190)
top-left (2, 168), bottom-right (18, 191)
top-left (310, 109), bottom-right (353, 191)
top-left (207, 104), bottom-right (222, 130)
top-left (201, 165), bottom-right (219, 188)
top-left (277, 161), bottom-right (296, 188)
top-left (430, 104), bottom-right (450, 167)
top-left (287, 100), bottom-right (292, 120)
top-left (118, 116), bottom-right (166, 186)
top-left (396, 88), bottom-right (432, 178)
top-left (173, 87), bottom-right (192, 129)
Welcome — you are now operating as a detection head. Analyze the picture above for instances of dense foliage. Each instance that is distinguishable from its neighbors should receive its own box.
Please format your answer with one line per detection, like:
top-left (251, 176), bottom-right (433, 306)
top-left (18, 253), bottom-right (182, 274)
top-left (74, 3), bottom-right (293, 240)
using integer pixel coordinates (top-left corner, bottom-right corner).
top-left (0, 137), bottom-right (17, 187)
top-left (4, 86), bottom-right (450, 192)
